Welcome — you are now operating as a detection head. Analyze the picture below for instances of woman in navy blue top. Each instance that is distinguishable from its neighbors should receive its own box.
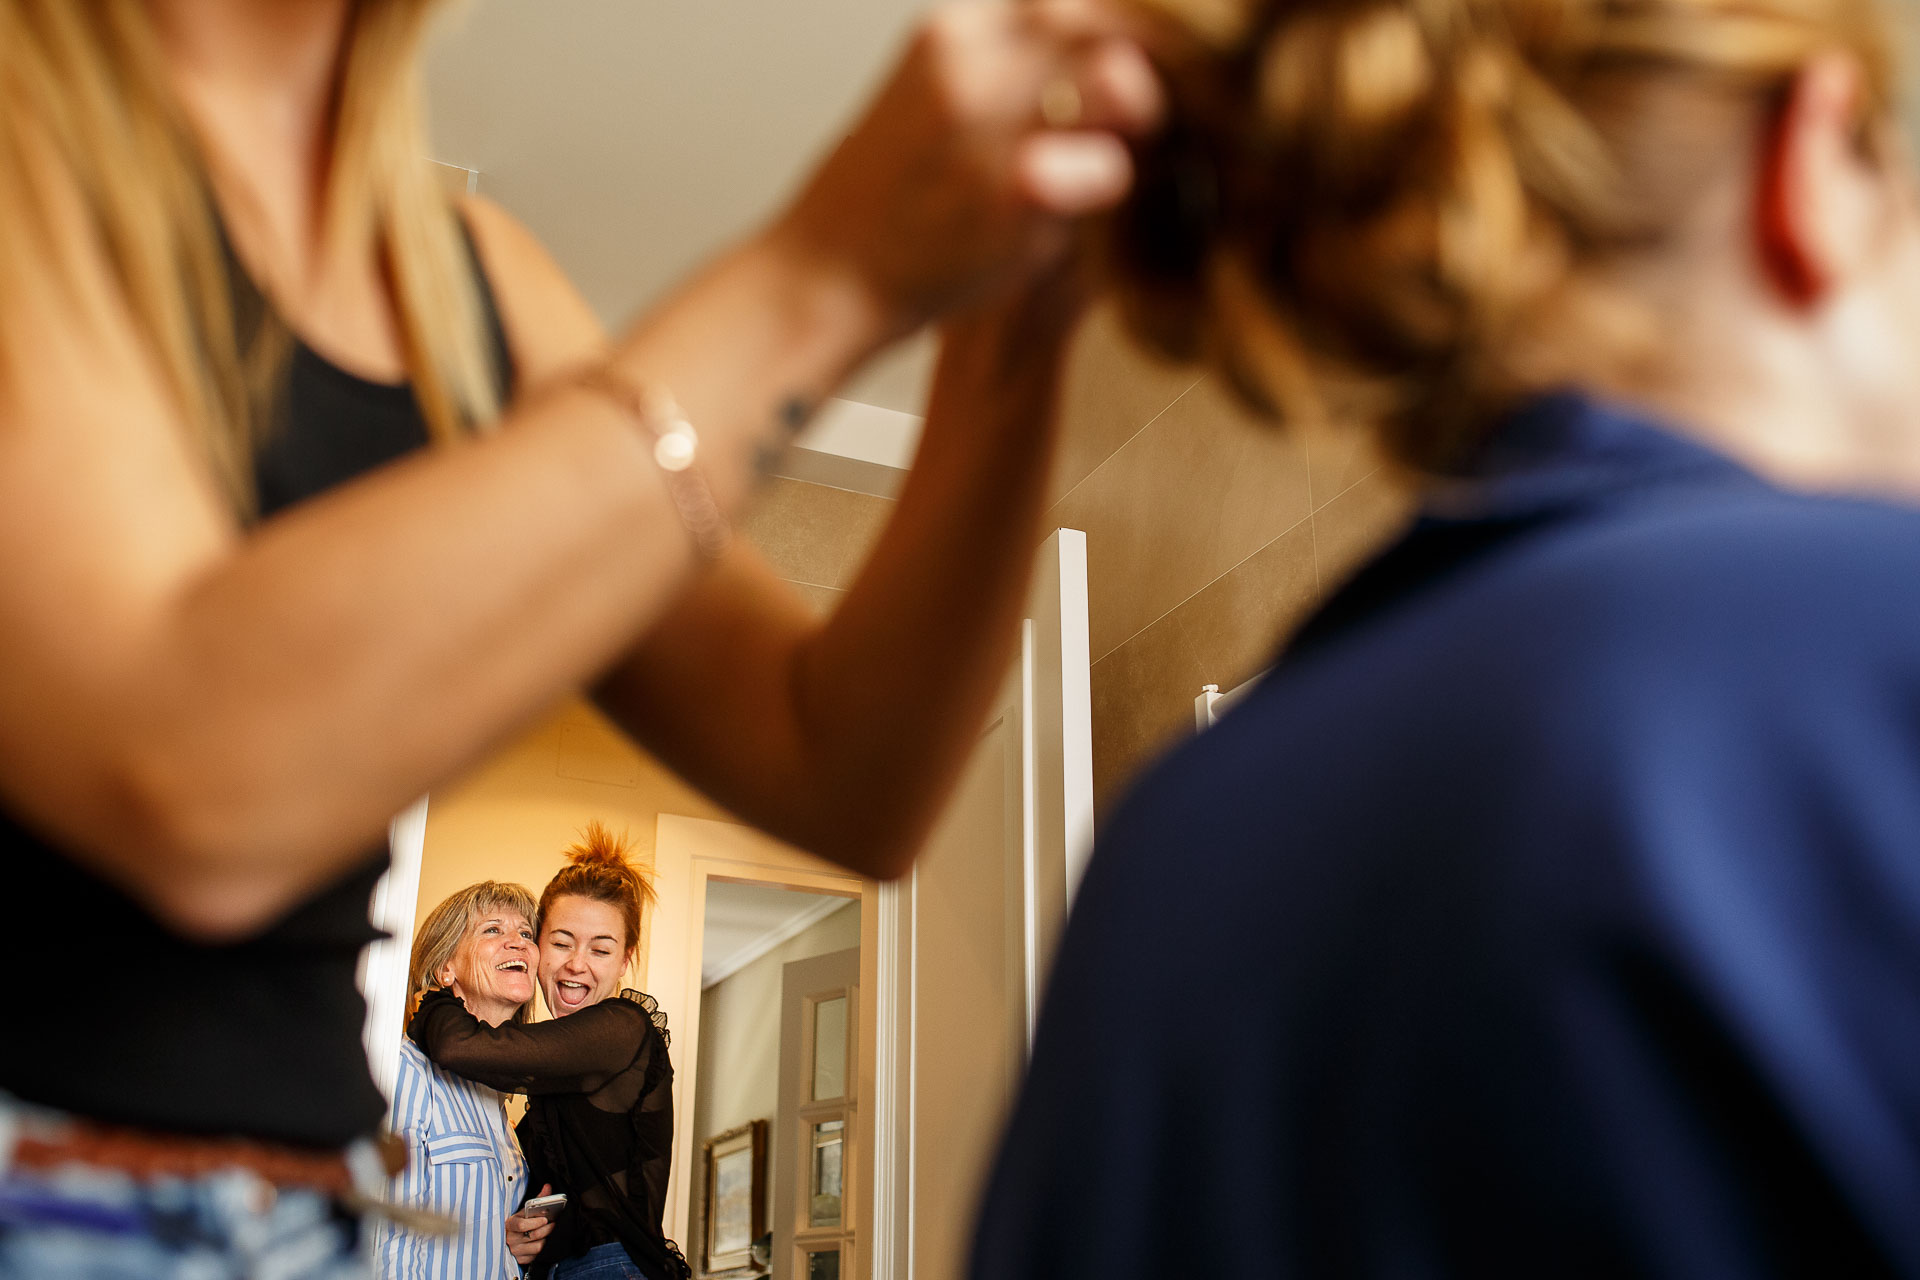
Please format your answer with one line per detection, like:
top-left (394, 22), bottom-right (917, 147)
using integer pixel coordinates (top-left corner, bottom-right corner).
top-left (973, 0), bottom-right (1920, 1274)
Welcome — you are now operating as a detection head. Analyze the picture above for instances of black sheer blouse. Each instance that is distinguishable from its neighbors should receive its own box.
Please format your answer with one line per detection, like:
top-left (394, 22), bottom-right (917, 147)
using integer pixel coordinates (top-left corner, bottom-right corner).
top-left (410, 988), bottom-right (688, 1280)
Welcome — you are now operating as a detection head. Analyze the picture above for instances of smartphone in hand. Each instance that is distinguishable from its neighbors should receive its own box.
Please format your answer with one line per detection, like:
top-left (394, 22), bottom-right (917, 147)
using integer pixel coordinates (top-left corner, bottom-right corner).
top-left (522, 1193), bottom-right (567, 1221)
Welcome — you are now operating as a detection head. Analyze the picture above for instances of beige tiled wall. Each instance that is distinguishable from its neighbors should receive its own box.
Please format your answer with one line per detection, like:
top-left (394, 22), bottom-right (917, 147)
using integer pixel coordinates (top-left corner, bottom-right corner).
top-left (739, 476), bottom-right (897, 614)
top-left (1046, 306), bottom-right (1416, 807)
top-left (675, 319), bottom-right (1414, 822)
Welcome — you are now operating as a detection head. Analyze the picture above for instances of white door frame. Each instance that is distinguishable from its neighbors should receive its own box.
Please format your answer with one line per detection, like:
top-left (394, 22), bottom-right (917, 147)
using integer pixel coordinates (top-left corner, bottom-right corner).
top-left (646, 814), bottom-right (881, 1270)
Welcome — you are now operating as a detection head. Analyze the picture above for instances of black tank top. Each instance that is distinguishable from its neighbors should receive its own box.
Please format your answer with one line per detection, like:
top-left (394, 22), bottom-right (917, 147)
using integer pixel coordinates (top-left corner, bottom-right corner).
top-left (0, 226), bottom-right (513, 1149)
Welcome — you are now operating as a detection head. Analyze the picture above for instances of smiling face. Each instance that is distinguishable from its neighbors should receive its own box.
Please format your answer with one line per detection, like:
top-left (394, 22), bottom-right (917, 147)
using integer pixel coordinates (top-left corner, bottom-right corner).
top-left (438, 909), bottom-right (536, 1026)
top-left (537, 894), bottom-right (632, 1017)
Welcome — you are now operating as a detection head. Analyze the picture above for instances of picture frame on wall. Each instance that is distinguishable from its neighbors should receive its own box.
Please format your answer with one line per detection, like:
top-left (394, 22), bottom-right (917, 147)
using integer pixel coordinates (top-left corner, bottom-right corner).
top-left (703, 1119), bottom-right (768, 1276)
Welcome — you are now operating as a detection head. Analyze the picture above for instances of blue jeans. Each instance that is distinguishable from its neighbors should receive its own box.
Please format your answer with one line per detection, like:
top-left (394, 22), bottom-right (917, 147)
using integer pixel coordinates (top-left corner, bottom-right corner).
top-left (551, 1242), bottom-right (650, 1280)
top-left (0, 1097), bottom-right (368, 1280)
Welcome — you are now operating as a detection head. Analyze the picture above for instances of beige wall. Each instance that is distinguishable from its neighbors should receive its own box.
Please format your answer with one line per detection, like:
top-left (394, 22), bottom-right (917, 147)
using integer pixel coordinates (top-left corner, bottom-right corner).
top-left (414, 475), bottom-right (894, 970)
top-left (687, 902), bottom-right (861, 1274)
top-left (415, 696), bottom-right (729, 991)
top-left (906, 712), bottom-right (1028, 1280)
top-left (1044, 306), bottom-right (1416, 806)
top-left (737, 477), bottom-right (894, 618)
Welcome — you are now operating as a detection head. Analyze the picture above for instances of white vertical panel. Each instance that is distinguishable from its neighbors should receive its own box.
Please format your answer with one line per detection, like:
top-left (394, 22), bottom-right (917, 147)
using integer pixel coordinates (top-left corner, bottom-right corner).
top-left (1026, 530), bottom-right (1097, 991)
top-left (359, 795), bottom-right (429, 1109)
top-left (869, 875), bottom-right (912, 1280)
top-left (1047, 531), bottom-right (1096, 902)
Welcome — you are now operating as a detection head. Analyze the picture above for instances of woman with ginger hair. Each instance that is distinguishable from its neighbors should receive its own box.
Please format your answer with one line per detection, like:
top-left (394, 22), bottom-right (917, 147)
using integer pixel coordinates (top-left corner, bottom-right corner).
top-left (411, 825), bottom-right (685, 1280)
top-left (974, 0), bottom-right (1920, 1273)
top-left (0, 0), bottom-right (1161, 1272)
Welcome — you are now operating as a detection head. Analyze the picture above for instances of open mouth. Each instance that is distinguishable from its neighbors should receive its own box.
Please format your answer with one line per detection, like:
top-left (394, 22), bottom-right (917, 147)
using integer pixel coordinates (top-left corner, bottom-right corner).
top-left (496, 961), bottom-right (529, 972)
top-left (555, 980), bottom-right (591, 1007)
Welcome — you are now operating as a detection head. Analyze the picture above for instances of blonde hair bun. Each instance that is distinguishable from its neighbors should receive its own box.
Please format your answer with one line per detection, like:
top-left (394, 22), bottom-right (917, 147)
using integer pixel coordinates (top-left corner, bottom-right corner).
top-left (1112, 0), bottom-right (1895, 472)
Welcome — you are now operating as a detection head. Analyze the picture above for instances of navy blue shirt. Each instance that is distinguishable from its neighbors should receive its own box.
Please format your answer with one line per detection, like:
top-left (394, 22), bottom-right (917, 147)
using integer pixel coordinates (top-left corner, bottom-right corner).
top-left (971, 394), bottom-right (1920, 1278)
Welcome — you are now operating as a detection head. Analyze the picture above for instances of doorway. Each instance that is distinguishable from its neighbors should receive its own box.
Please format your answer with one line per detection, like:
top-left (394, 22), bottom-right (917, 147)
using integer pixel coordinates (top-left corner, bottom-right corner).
top-left (692, 883), bottom-right (862, 1278)
top-left (646, 815), bottom-right (881, 1280)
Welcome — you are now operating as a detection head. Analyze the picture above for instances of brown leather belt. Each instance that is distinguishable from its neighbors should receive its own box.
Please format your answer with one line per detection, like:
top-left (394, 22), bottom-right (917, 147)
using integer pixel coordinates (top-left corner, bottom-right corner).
top-left (9, 1122), bottom-right (406, 1197)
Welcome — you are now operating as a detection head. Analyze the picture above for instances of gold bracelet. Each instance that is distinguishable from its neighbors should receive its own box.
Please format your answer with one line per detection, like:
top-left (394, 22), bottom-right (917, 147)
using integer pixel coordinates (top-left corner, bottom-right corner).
top-left (576, 366), bottom-right (732, 561)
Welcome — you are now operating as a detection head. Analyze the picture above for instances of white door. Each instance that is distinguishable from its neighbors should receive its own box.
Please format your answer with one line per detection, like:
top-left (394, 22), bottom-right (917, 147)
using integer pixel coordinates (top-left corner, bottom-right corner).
top-left (775, 946), bottom-right (862, 1280)
top-left (869, 528), bottom-right (1094, 1280)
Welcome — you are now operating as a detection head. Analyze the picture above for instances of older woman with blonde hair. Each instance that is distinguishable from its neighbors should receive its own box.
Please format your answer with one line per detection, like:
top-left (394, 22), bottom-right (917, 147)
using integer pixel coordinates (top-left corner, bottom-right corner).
top-left (974, 0), bottom-right (1920, 1273)
top-left (376, 880), bottom-right (540, 1280)
top-left (0, 0), bottom-right (1162, 1273)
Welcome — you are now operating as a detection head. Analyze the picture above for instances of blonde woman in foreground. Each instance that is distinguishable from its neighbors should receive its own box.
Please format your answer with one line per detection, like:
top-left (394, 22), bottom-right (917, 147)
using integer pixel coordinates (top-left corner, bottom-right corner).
top-left (974, 0), bottom-right (1920, 1273)
top-left (0, 0), bottom-right (1162, 1275)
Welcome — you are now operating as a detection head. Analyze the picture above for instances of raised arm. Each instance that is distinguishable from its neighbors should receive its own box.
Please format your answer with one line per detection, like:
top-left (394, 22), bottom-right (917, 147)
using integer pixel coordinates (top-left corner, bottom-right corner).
top-left (597, 266), bottom-right (1099, 879)
top-left (593, 9), bottom-right (1163, 879)
top-left (0, 1), bottom-right (1155, 939)
top-left (408, 989), bottom-right (653, 1096)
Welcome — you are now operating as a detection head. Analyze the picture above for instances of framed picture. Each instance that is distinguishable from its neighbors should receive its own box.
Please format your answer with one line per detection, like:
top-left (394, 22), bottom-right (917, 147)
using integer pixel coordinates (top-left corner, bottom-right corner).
top-left (703, 1119), bottom-right (768, 1276)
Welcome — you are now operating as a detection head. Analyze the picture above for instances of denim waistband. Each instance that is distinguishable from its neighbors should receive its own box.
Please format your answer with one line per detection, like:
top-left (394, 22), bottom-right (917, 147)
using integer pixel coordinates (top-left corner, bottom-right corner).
top-left (0, 1091), bottom-right (373, 1278)
top-left (0, 1105), bottom-right (366, 1274)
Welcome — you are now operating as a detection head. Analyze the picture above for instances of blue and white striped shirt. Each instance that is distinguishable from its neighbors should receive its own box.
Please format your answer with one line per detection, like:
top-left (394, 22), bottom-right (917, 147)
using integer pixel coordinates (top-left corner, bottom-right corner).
top-left (373, 1038), bottom-right (528, 1280)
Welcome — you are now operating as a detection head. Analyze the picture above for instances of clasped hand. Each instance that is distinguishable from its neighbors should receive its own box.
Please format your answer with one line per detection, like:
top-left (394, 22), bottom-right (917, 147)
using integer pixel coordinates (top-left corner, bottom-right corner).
top-left (776, 0), bottom-right (1166, 339)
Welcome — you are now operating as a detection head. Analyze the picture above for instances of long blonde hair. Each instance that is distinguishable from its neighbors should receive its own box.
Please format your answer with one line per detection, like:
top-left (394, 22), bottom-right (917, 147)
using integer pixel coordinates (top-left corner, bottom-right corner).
top-left (0, 0), bottom-right (500, 513)
top-left (1111, 0), bottom-right (1898, 472)
top-left (407, 879), bottom-right (540, 1027)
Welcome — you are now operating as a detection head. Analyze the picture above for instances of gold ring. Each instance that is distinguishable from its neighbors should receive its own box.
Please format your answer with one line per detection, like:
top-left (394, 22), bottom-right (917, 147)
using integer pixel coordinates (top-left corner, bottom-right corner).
top-left (1039, 77), bottom-right (1083, 128)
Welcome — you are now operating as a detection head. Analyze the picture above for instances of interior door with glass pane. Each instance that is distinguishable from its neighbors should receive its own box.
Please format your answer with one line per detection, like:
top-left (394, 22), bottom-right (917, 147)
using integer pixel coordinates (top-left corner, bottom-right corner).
top-left (776, 946), bottom-right (860, 1280)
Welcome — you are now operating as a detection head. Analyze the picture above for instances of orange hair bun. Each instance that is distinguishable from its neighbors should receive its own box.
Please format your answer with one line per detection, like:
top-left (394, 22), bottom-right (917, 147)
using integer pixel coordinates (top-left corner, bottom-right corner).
top-left (566, 819), bottom-right (636, 869)
top-left (540, 820), bottom-right (657, 956)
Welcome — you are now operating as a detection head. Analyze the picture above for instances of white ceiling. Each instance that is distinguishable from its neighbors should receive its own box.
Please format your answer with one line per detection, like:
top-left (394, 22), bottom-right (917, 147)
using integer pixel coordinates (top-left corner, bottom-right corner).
top-left (701, 881), bottom-right (856, 988)
top-left (423, 0), bottom-right (937, 418)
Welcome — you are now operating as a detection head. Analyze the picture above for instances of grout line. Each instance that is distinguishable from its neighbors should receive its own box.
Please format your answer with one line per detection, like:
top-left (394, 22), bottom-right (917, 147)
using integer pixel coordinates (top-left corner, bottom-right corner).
top-left (1049, 372), bottom-right (1207, 515)
top-left (1311, 462), bottom-right (1384, 513)
top-left (1090, 506), bottom-right (1316, 667)
top-left (765, 471), bottom-right (905, 501)
top-left (775, 574), bottom-right (846, 593)
top-left (1309, 508), bottom-right (1322, 592)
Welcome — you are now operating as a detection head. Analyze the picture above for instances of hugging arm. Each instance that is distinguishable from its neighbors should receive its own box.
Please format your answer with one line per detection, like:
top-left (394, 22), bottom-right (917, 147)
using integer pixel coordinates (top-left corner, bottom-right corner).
top-left (408, 990), bottom-right (653, 1094)
top-left (594, 265), bottom-right (1102, 880)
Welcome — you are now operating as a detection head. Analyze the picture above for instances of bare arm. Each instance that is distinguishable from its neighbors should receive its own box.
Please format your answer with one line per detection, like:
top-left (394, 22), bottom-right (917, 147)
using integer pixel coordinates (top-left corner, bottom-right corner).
top-left (470, 193), bottom-right (1061, 882)
top-left (0, 1), bottom-right (1156, 939)
top-left (470, 194), bottom-right (1085, 883)
top-left (580, 10), bottom-right (1162, 878)
top-left (0, 190), bottom-right (879, 939)
top-left (597, 276), bottom-right (1090, 879)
